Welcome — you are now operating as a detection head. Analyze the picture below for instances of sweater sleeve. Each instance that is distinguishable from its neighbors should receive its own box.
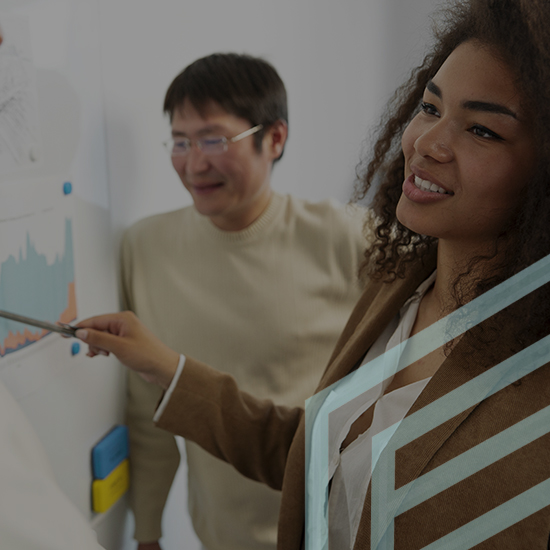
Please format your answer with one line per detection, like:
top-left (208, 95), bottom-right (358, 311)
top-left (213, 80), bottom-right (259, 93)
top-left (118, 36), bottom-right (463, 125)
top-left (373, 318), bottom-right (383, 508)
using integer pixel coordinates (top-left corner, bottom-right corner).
top-left (121, 232), bottom-right (181, 543)
top-left (155, 356), bottom-right (304, 491)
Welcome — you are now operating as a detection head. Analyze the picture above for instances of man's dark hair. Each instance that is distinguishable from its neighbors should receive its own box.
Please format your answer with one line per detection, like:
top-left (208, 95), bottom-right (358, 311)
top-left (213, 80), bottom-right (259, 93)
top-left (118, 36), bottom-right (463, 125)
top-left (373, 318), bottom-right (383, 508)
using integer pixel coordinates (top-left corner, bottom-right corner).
top-left (164, 53), bottom-right (288, 158)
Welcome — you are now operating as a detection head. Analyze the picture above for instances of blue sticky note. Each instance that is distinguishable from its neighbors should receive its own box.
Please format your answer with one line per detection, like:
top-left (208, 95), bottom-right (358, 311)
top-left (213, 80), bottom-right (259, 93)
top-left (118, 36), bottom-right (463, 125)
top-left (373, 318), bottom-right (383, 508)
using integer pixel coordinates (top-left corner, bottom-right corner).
top-left (92, 425), bottom-right (129, 480)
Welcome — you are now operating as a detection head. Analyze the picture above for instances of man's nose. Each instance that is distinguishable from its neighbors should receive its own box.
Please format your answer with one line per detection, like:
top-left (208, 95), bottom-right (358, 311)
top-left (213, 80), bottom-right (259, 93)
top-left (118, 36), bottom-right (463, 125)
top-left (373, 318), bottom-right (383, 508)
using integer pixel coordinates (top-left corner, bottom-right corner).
top-left (185, 144), bottom-right (210, 174)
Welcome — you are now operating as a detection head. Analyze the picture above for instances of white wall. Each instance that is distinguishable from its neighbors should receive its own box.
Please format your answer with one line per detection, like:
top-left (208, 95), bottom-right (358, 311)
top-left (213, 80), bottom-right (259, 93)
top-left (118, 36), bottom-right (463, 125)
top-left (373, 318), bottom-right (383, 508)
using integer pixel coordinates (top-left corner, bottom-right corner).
top-left (384, 0), bottom-right (443, 90)
top-left (98, 0), bottom-right (392, 235)
top-left (95, 1), bottom-right (442, 549)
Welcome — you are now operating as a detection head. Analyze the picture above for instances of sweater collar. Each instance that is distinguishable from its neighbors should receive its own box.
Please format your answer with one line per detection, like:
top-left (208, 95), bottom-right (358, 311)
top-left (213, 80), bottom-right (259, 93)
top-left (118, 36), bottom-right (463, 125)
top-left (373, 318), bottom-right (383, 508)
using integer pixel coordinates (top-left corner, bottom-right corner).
top-left (194, 192), bottom-right (285, 243)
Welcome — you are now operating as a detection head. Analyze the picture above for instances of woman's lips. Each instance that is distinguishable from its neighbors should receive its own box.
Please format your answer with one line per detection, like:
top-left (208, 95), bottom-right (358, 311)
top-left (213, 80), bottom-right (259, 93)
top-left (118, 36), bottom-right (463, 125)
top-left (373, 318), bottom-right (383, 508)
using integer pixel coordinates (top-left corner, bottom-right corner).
top-left (402, 174), bottom-right (453, 203)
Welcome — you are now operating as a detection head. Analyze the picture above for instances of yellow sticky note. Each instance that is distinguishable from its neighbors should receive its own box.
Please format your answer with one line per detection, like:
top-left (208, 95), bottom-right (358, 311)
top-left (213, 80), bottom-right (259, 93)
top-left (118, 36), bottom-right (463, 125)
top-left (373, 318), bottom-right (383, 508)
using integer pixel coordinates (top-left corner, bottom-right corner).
top-left (92, 459), bottom-right (129, 513)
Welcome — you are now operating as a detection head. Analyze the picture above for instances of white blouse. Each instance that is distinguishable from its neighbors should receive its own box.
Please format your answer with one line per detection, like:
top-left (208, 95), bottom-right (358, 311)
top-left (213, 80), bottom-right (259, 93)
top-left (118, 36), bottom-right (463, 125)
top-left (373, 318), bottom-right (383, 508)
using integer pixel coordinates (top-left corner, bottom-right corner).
top-left (327, 272), bottom-right (436, 549)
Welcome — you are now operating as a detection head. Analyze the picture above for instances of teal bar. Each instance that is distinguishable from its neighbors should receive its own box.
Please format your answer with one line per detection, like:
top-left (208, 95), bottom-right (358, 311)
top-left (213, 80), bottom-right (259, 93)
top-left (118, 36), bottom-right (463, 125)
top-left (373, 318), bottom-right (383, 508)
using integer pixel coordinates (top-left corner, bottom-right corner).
top-left (421, 479), bottom-right (550, 549)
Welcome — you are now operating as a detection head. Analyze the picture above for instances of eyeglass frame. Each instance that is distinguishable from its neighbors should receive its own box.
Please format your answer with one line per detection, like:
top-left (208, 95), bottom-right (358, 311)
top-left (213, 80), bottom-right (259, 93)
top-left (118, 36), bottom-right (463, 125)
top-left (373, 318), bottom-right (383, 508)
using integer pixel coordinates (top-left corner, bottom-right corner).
top-left (163, 124), bottom-right (264, 156)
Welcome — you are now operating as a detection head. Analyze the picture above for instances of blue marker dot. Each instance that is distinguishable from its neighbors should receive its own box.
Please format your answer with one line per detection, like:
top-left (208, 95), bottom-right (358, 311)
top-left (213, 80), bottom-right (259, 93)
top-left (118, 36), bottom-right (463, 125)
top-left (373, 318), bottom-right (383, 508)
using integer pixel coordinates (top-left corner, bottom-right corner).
top-left (63, 182), bottom-right (73, 195)
top-left (71, 342), bottom-right (81, 356)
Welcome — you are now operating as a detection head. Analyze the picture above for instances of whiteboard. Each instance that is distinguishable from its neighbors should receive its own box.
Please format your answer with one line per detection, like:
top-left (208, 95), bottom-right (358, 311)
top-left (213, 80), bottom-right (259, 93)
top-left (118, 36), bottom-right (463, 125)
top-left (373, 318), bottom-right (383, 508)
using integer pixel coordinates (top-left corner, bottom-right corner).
top-left (0, 3), bottom-right (125, 548)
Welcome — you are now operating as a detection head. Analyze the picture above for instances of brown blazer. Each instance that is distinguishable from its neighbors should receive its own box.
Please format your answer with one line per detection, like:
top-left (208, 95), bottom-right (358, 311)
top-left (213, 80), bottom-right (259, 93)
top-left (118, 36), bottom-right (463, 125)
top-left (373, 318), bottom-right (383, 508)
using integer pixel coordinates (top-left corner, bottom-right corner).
top-left (156, 257), bottom-right (550, 549)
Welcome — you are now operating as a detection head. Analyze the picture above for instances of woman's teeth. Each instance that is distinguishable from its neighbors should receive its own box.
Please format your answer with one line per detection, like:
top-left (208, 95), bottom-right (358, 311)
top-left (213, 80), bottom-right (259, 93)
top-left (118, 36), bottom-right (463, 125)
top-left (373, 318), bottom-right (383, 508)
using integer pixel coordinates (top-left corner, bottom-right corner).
top-left (414, 175), bottom-right (449, 194)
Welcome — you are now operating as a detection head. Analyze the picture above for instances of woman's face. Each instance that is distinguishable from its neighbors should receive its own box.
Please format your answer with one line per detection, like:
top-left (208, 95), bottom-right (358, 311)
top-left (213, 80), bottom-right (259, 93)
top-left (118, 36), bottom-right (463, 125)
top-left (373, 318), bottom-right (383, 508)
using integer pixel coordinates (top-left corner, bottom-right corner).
top-left (397, 40), bottom-right (537, 250)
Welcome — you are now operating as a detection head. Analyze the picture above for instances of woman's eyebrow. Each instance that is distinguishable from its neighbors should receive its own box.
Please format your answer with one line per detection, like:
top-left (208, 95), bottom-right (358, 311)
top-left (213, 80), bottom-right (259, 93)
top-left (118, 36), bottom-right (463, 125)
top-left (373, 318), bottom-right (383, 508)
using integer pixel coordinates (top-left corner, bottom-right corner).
top-left (426, 79), bottom-right (442, 98)
top-left (462, 100), bottom-right (518, 119)
top-left (426, 79), bottom-right (518, 119)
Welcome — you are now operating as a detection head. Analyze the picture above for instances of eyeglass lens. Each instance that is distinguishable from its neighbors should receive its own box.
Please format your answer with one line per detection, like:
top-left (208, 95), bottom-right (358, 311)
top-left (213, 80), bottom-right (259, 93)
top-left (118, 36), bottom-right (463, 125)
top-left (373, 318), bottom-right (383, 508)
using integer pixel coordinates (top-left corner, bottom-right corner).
top-left (169, 137), bottom-right (227, 156)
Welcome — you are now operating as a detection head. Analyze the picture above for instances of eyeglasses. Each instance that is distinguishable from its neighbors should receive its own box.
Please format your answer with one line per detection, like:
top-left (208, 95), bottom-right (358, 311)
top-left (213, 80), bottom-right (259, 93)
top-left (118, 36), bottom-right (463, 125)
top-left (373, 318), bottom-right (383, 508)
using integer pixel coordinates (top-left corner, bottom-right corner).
top-left (164, 124), bottom-right (264, 156)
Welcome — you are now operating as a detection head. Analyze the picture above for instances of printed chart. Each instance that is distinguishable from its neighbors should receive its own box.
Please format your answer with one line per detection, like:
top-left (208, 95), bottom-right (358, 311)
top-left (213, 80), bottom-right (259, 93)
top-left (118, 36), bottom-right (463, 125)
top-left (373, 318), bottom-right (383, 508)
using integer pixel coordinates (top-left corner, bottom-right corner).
top-left (0, 218), bottom-right (75, 357)
top-left (0, 182), bottom-right (78, 398)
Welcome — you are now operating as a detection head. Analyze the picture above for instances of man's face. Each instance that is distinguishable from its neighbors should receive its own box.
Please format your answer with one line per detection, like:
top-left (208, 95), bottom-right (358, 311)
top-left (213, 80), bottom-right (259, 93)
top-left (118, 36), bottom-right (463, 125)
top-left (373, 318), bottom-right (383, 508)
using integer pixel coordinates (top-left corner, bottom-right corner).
top-left (170, 100), bottom-right (283, 231)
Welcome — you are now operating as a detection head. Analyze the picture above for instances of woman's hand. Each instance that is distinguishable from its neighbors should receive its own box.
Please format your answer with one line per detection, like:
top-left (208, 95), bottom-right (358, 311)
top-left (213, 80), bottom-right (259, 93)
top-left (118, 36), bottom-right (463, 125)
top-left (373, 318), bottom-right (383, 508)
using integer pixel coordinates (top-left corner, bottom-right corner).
top-left (75, 312), bottom-right (180, 390)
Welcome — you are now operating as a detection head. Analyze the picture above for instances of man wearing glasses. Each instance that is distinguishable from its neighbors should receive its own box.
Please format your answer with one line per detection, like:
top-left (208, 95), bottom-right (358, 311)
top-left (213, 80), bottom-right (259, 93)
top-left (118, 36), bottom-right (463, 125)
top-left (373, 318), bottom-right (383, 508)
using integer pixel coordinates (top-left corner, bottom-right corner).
top-left (122, 53), bottom-right (366, 550)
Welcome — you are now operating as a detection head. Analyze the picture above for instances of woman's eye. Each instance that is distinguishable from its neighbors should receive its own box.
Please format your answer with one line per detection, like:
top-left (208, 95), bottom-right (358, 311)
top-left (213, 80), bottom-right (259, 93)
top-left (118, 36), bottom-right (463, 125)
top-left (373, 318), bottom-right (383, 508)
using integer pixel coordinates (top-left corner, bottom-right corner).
top-left (420, 102), bottom-right (439, 116)
top-left (470, 124), bottom-right (503, 140)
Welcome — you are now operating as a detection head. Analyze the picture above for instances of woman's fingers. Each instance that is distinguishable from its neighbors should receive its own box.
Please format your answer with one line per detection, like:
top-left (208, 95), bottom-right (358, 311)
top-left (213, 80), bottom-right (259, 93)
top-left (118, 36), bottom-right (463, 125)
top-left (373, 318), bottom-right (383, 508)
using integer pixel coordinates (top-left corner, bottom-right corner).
top-left (76, 312), bottom-right (179, 390)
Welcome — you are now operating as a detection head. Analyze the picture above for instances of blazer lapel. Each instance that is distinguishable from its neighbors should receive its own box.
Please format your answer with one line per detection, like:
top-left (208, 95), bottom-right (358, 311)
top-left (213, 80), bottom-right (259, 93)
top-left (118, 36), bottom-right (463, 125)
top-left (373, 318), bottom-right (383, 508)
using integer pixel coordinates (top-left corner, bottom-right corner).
top-left (281, 252), bottom-right (438, 550)
top-left (393, 314), bottom-right (522, 488)
top-left (316, 255), bottom-right (437, 392)
top-left (353, 314), bottom-right (522, 549)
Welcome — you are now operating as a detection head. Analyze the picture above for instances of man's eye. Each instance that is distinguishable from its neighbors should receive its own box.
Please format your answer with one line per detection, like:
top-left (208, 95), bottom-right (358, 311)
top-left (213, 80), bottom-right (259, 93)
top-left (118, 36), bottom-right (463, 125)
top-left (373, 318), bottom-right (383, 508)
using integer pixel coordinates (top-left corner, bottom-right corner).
top-left (420, 102), bottom-right (439, 116)
top-left (173, 140), bottom-right (189, 150)
top-left (201, 137), bottom-right (224, 146)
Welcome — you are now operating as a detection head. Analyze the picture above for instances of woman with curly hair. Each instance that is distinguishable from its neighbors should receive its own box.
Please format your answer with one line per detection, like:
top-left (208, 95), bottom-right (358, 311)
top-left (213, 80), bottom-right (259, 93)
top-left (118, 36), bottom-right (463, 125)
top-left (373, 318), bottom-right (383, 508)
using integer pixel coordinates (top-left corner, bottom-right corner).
top-left (77, 0), bottom-right (550, 547)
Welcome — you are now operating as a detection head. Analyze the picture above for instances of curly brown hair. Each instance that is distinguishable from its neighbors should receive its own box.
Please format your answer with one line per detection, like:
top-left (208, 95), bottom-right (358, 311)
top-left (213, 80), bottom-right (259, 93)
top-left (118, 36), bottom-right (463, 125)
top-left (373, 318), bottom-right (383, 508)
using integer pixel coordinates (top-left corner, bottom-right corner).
top-left (354, 0), bottom-right (550, 338)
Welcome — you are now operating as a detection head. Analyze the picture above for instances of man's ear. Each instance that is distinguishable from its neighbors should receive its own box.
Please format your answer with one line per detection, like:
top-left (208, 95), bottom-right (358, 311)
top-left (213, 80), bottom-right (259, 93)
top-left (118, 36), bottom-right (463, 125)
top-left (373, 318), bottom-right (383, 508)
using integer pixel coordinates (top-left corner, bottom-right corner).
top-left (264, 120), bottom-right (288, 161)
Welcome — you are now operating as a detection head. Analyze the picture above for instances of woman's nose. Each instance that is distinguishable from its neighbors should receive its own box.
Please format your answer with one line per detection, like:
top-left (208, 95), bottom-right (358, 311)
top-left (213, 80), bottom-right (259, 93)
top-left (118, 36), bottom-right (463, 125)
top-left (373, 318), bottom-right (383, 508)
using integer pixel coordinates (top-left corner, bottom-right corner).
top-left (414, 121), bottom-right (454, 163)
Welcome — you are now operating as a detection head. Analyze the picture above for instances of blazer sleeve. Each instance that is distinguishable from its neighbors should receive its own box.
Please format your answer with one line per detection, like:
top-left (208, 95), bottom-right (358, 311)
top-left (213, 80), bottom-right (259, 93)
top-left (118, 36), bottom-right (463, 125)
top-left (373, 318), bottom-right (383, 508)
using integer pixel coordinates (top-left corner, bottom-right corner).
top-left (155, 356), bottom-right (303, 491)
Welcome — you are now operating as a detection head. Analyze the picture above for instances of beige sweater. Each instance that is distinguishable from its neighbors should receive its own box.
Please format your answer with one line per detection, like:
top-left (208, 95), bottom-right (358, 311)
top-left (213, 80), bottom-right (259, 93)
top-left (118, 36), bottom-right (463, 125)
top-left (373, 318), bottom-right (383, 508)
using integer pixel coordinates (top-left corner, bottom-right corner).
top-left (120, 193), bottom-right (367, 549)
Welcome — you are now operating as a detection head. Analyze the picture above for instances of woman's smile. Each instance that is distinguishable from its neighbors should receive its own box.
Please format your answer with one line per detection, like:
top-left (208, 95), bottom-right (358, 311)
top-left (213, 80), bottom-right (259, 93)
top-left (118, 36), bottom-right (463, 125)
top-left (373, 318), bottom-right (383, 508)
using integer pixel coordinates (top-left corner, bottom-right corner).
top-left (402, 174), bottom-right (453, 204)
